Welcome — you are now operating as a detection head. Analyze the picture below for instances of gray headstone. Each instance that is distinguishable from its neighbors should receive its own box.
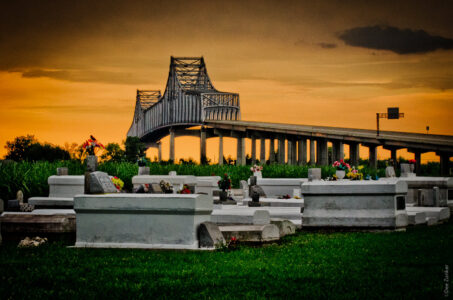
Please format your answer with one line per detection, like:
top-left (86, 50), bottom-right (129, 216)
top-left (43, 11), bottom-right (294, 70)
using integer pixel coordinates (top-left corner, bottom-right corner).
top-left (138, 166), bottom-right (150, 175)
top-left (86, 155), bottom-right (98, 172)
top-left (240, 180), bottom-right (248, 190)
top-left (168, 171), bottom-right (177, 176)
top-left (385, 166), bottom-right (396, 178)
top-left (400, 163), bottom-right (411, 174)
top-left (251, 185), bottom-right (266, 197)
top-left (88, 171), bottom-right (118, 194)
top-left (150, 183), bottom-right (163, 193)
top-left (198, 221), bottom-right (225, 248)
top-left (308, 168), bottom-right (321, 181)
top-left (17, 190), bottom-right (24, 204)
top-left (57, 167), bottom-right (69, 176)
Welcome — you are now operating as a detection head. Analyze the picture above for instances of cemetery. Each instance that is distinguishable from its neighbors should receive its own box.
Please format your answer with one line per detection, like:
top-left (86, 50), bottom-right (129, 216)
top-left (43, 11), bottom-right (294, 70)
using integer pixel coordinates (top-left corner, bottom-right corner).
top-left (0, 136), bottom-right (452, 298)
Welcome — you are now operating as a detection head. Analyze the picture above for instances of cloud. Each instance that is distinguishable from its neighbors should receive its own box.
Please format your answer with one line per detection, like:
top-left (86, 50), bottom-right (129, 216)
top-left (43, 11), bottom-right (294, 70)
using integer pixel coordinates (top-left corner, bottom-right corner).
top-left (338, 25), bottom-right (453, 54)
top-left (317, 42), bottom-right (337, 49)
top-left (20, 69), bottom-right (153, 85)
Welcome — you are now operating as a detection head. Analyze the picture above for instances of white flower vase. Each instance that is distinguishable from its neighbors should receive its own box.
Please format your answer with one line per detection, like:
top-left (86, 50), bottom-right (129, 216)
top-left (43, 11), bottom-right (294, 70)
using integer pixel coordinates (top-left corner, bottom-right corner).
top-left (254, 171), bottom-right (262, 178)
top-left (410, 164), bottom-right (415, 173)
top-left (336, 170), bottom-right (346, 179)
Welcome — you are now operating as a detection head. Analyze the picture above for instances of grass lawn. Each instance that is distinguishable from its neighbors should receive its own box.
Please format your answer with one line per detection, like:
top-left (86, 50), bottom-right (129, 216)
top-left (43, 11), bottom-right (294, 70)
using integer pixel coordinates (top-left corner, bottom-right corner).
top-left (1, 222), bottom-right (452, 299)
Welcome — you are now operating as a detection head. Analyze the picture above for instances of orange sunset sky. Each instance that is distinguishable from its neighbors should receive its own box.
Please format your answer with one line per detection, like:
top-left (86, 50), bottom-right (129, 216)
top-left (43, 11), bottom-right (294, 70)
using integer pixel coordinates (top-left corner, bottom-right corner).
top-left (1, 0), bottom-right (452, 163)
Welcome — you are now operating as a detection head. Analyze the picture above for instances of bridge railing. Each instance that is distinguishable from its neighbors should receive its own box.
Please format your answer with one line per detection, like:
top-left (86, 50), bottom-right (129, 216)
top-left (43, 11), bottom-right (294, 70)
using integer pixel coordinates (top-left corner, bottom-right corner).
top-left (201, 92), bottom-right (240, 121)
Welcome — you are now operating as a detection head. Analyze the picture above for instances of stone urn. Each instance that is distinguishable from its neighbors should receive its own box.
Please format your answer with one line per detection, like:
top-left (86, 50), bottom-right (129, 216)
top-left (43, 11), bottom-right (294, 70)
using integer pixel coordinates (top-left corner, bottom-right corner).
top-left (86, 155), bottom-right (98, 172)
top-left (410, 164), bottom-right (415, 173)
top-left (219, 190), bottom-right (228, 202)
top-left (336, 170), bottom-right (346, 179)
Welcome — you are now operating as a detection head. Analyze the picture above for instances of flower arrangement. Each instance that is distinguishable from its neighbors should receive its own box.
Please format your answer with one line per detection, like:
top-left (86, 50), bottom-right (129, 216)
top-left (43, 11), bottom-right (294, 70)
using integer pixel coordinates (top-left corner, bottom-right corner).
top-left (250, 164), bottom-right (263, 173)
top-left (178, 184), bottom-right (191, 194)
top-left (82, 136), bottom-right (104, 156)
top-left (346, 167), bottom-right (363, 180)
top-left (137, 156), bottom-right (148, 166)
top-left (111, 176), bottom-right (124, 191)
top-left (217, 173), bottom-right (232, 191)
top-left (408, 159), bottom-right (416, 164)
top-left (332, 159), bottom-right (350, 171)
top-left (159, 180), bottom-right (173, 193)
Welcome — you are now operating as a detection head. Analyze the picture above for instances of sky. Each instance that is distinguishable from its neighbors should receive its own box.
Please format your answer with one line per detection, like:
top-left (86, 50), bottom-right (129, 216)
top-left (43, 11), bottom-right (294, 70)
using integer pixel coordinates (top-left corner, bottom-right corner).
top-left (1, 0), bottom-right (452, 162)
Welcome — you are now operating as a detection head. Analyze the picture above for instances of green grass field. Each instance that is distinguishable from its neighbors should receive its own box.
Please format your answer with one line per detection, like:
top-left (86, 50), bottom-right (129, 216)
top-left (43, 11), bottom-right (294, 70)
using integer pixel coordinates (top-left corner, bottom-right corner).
top-left (1, 222), bottom-right (452, 299)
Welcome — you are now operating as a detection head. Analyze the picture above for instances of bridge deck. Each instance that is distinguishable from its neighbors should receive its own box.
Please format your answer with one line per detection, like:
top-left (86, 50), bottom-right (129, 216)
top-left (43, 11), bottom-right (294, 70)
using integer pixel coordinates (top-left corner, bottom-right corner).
top-left (205, 120), bottom-right (453, 153)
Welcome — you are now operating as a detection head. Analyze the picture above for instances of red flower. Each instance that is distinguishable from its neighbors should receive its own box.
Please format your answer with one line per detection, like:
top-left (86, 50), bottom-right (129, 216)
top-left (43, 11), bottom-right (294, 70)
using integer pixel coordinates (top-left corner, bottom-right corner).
top-left (230, 236), bottom-right (237, 242)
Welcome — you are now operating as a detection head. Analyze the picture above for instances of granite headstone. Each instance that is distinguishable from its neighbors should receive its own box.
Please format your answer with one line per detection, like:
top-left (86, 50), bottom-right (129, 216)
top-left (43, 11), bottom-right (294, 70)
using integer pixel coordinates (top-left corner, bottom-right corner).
top-left (308, 168), bottom-right (321, 181)
top-left (57, 167), bottom-right (69, 176)
top-left (88, 171), bottom-right (118, 194)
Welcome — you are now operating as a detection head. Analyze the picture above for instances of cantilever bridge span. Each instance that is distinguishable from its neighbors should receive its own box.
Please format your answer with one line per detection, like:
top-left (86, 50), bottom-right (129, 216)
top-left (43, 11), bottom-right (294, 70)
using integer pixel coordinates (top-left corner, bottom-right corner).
top-left (128, 57), bottom-right (453, 175)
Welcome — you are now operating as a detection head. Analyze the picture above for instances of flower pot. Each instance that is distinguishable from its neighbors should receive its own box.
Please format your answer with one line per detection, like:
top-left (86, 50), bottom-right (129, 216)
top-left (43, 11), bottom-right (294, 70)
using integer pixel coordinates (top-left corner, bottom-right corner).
top-left (253, 171), bottom-right (262, 178)
top-left (219, 191), bottom-right (228, 202)
top-left (336, 170), bottom-right (346, 179)
top-left (410, 164), bottom-right (415, 173)
top-left (86, 155), bottom-right (98, 172)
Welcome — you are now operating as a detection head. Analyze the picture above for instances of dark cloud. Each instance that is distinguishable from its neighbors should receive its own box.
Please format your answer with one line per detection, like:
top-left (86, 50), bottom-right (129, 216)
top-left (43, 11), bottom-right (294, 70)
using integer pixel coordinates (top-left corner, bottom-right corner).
top-left (317, 42), bottom-right (337, 49)
top-left (338, 25), bottom-right (453, 54)
top-left (20, 69), bottom-right (153, 85)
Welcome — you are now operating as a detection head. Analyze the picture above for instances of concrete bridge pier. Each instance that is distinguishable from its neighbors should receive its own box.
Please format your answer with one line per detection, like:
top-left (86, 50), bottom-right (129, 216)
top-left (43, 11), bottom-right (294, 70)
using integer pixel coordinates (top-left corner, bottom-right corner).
top-left (200, 128), bottom-right (207, 164)
top-left (287, 140), bottom-right (293, 165)
top-left (332, 141), bottom-right (344, 162)
top-left (278, 137), bottom-right (286, 164)
top-left (367, 145), bottom-right (378, 169)
top-left (438, 152), bottom-right (451, 176)
top-left (236, 136), bottom-right (245, 166)
top-left (291, 139), bottom-right (297, 165)
top-left (169, 128), bottom-right (175, 162)
top-left (269, 139), bottom-right (275, 164)
top-left (349, 142), bottom-right (360, 166)
top-left (260, 138), bottom-right (266, 163)
top-left (408, 148), bottom-right (422, 175)
top-left (251, 136), bottom-right (257, 165)
top-left (297, 139), bottom-right (307, 166)
top-left (316, 139), bottom-right (328, 166)
top-left (218, 134), bottom-right (223, 165)
top-left (309, 139), bottom-right (316, 165)
top-left (158, 142), bottom-right (162, 162)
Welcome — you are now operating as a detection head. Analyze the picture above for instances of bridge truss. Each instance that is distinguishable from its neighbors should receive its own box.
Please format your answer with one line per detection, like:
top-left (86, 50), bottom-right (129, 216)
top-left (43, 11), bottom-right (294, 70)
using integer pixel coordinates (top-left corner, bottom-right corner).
top-left (127, 57), bottom-right (240, 141)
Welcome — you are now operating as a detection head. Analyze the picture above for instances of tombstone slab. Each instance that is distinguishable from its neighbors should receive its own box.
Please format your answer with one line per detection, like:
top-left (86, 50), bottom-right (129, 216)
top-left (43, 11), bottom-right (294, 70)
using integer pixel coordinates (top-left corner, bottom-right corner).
top-left (219, 224), bottom-right (280, 242)
top-left (211, 209), bottom-right (270, 225)
top-left (57, 167), bottom-right (69, 176)
top-left (308, 168), bottom-right (322, 181)
top-left (198, 221), bottom-right (225, 248)
top-left (88, 171), bottom-right (118, 194)
top-left (138, 166), bottom-right (150, 175)
top-left (74, 194), bottom-right (212, 249)
top-left (302, 180), bottom-right (409, 228)
top-left (270, 219), bottom-right (296, 236)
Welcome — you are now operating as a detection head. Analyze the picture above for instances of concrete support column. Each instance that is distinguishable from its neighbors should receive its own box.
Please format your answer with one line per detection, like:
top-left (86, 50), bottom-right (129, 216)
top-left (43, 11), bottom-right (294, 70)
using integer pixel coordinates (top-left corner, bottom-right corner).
top-left (251, 136), bottom-right (257, 165)
top-left (260, 138), bottom-right (266, 163)
top-left (332, 141), bottom-right (344, 161)
top-left (287, 140), bottom-right (293, 165)
top-left (368, 145), bottom-right (377, 169)
top-left (236, 136), bottom-right (245, 166)
top-left (169, 128), bottom-right (175, 162)
top-left (200, 129), bottom-right (207, 164)
top-left (278, 137), bottom-right (286, 164)
top-left (414, 151), bottom-right (421, 176)
top-left (218, 135), bottom-right (223, 165)
top-left (269, 139), bottom-right (275, 164)
top-left (439, 152), bottom-right (450, 176)
top-left (297, 139), bottom-right (307, 165)
top-left (317, 139), bottom-right (328, 166)
top-left (309, 139), bottom-right (316, 165)
top-left (349, 143), bottom-right (360, 166)
top-left (391, 148), bottom-right (397, 162)
top-left (157, 142), bottom-right (162, 162)
top-left (291, 140), bottom-right (297, 165)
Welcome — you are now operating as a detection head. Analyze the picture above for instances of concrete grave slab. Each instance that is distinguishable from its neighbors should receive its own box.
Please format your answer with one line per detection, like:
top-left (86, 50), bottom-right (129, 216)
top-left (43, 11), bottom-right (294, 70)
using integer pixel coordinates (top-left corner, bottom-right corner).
top-left (198, 221), bottom-right (225, 248)
top-left (74, 194), bottom-right (212, 249)
top-left (211, 209), bottom-right (270, 225)
top-left (302, 180), bottom-right (409, 228)
top-left (406, 206), bottom-right (450, 222)
top-left (219, 224), bottom-right (280, 242)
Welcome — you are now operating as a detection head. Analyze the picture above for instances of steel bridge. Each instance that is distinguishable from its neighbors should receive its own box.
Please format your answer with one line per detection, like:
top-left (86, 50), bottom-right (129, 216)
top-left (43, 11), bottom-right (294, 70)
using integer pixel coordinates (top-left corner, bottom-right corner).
top-left (128, 56), bottom-right (453, 175)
